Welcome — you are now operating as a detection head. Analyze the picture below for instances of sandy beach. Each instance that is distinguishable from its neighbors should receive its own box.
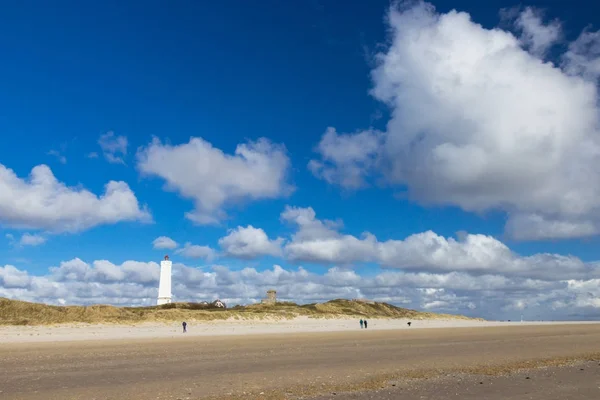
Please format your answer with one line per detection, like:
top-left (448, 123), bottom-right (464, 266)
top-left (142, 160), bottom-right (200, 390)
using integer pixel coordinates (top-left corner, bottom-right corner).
top-left (311, 360), bottom-right (600, 400)
top-left (2, 317), bottom-right (599, 343)
top-left (1, 320), bottom-right (600, 399)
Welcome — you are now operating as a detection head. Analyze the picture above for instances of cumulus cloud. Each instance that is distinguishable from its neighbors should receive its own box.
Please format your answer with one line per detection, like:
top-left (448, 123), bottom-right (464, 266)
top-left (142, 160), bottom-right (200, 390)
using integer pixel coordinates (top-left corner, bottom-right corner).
top-left (218, 225), bottom-right (283, 259)
top-left (1, 259), bottom-right (160, 306)
top-left (98, 131), bottom-right (128, 164)
top-left (504, 213), bottom-right (599, 241)
top-left (563, 29), bottom-right (600, 82)
top-left (282, 206), bottom-right (376, 265)
top-left (152, 236), bottom-right (178, 250)
top-left (309, 1), bottom-right (600, 240)
top-left (0, 163), bottom-right (151, 232)
top-left (137, 137), bottom-right (293, 225)
top-left (175, 242), bottom-right (216, 261)
top-left (510, 6), bottom-right (562, 57)
top-left (307, 127), bottom-right (384, 189)
top-left (0, 265), bottom-right (31, 288)
top-left (18, 233), bottom-right (46, 247)
top-left (1, 260), bottom-right (600, 320)
top-left (50, 258), bottom-right (160, 284)
top-left (280, 206), bottom-right (600, 281)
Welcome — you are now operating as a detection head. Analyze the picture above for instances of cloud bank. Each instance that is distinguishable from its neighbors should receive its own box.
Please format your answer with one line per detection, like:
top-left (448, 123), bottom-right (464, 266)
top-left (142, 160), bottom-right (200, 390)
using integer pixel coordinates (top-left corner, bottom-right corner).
top-left (3, 202), bottom-right (598, 320)
top-left (1, 259), bottom-right (599, 321)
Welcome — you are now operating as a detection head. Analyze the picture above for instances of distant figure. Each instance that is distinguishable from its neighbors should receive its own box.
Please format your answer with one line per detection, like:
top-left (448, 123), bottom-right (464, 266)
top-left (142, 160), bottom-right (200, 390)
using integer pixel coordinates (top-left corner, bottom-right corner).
top-left (364, 320), bottom-right (368, 329)
top-left (360, 319), bottom-right (364, 329)
top-left (182, 321), bottom-right (187, 333)
top-left (407, 322), bottom-right (411, 327)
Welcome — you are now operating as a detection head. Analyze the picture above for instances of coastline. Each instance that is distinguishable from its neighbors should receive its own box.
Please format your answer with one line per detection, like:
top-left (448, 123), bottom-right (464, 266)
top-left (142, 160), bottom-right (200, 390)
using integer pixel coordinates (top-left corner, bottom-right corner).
top-left (1, 317), bottom-right (599, 344)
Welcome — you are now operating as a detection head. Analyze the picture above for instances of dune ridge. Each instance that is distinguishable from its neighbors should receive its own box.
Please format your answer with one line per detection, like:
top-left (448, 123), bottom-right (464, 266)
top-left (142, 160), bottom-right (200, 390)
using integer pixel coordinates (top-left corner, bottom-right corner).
top-left (0, 297), bottom-right (480, 326)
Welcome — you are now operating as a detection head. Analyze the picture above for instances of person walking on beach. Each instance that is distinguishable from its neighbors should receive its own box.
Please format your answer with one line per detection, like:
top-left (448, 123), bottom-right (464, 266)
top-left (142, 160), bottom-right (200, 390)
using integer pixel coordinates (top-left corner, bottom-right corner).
top-left (364, 319), bottom-right (368, 329)
top-left (360, 319), bottom-right (364, 329)
top-left (182, 321), bottom-right (187, 333)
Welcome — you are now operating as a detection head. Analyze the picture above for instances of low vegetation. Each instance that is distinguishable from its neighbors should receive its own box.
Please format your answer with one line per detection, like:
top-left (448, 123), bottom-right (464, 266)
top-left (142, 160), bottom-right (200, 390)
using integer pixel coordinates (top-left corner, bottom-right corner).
top-left (0, 297), bottom-right (480, 326)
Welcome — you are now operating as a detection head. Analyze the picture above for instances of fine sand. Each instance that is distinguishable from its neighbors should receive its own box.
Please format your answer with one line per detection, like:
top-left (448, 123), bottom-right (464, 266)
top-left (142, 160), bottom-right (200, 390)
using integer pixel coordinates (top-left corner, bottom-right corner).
top-left (1, 321), bottom-right (600, 399)
top-left (1, 317), bottom-right (599, 343)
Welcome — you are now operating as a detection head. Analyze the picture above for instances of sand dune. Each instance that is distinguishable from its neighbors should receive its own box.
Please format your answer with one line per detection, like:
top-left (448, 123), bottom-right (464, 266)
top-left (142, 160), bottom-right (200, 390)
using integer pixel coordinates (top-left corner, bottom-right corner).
top-left (0, 297), bottom-right (479, 326)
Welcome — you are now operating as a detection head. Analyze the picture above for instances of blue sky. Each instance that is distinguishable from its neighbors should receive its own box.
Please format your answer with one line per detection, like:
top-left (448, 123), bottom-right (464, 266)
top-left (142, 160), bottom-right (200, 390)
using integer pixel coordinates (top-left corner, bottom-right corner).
top-left (1, 0), bottom-right (600, 320)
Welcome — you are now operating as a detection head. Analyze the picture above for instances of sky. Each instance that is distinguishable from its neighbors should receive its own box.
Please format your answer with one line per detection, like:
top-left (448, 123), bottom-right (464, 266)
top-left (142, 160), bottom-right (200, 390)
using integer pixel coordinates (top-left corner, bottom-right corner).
top-left (1, 0), bottom-right (600, 321)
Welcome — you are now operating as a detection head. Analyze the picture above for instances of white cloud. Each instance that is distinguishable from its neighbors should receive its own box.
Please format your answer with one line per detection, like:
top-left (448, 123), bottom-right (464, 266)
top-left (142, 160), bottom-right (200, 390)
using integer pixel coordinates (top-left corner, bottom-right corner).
top-left (137, 137), bottom-right (293, 225)
top-left (280, 206), bottom-right (600, 281)
top-left (18, 233), bottom-right (46, 247)
top-left (0, 265), bottom-right (31, 288)
top-left (281, 205), bottom-right (344, 241)
top-left (309, 1), bottom-right (600, 240)
top-left (152, 236), bottom-right (178, 250)
top-left (1, 260), bottom-right (600, 320)
top-left (50, 258), bottom-right (160, 284)
top-left (98, 131), bottom-right (128, 164)
top-left (563, 29), bottom-right (600, 82)
top-left (175, 242), bottom-right (216, 261)
top-left (0, 163), bottom-right (151, 232)
top-left (6, 232), bottom-right (47, 247)
top-left (504, 213), bottom-right (599, 240)
top-left (87, 152), bottom-right (99, 159)
top-left (308, 127), bottom-right (384, 189)
top-left (511, 7), bottom-right (562, 57)
top-left (218, 225), bottom-right (283, 259)
top-left (281, 205), bottom-right (381, 265)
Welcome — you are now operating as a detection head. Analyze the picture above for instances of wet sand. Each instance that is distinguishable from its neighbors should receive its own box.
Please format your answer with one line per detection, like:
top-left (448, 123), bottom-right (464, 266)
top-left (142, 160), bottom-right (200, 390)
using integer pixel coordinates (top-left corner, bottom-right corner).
top-left (310, 360), bottom-right (600, 400)
top-left (1, 324), bottom-right (599, 399)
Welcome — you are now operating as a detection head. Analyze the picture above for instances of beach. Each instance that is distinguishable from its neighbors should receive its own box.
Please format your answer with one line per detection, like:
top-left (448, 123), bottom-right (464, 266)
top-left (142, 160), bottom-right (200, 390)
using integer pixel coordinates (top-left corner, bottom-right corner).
top-left (1, 317), bottom-right (599, 344)
top-left (1, 320), bottom-right (600, 399)
top-left (311, 360), bottom-right (600, 400)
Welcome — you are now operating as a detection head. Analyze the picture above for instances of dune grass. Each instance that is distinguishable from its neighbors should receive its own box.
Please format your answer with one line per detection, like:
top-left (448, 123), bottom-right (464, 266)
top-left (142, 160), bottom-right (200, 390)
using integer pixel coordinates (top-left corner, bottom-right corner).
top-left (0, 297), bottom-right (480, 326)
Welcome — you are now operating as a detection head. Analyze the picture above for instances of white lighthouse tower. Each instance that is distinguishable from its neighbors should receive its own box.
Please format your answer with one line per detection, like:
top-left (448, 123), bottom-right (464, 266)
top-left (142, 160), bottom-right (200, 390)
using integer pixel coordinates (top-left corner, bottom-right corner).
top-left (157, 255), bottom-right (172, 305)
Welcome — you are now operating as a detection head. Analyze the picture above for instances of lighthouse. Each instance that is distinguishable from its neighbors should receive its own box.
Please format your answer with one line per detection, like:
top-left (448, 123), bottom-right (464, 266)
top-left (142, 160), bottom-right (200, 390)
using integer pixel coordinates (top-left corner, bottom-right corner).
top-left (157, 255), bottom-right (172, 305)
